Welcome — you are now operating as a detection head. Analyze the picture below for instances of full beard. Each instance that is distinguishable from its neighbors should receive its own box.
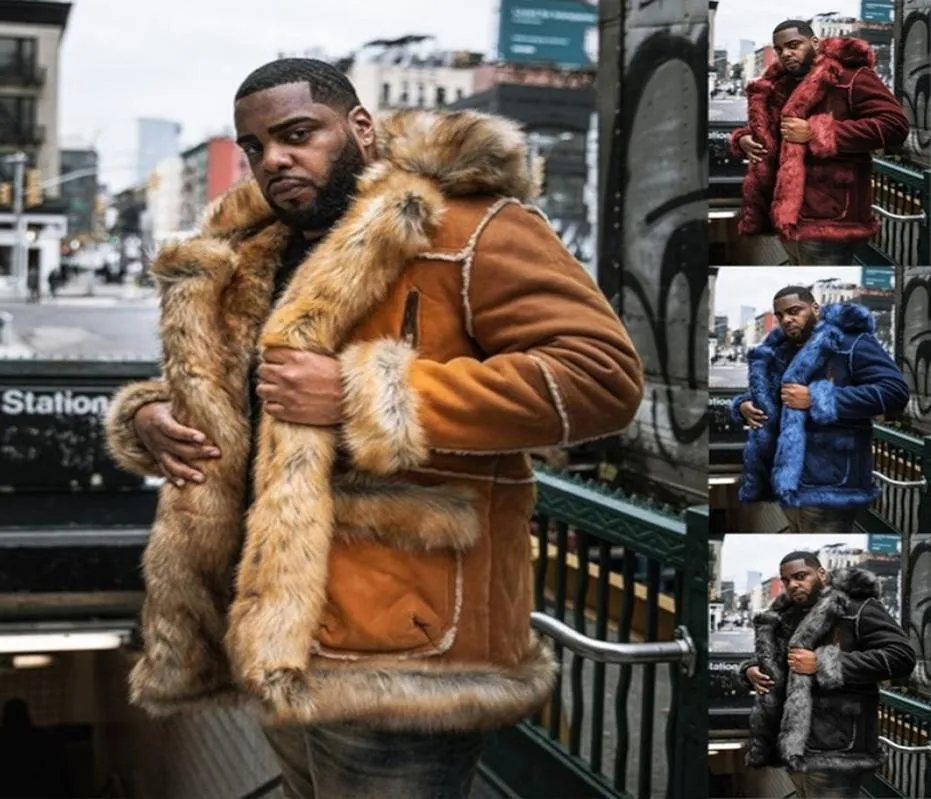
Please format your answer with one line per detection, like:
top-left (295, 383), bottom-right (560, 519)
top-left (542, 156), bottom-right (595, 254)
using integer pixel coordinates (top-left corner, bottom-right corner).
top-left (269, 138), bottom-right (366, 232)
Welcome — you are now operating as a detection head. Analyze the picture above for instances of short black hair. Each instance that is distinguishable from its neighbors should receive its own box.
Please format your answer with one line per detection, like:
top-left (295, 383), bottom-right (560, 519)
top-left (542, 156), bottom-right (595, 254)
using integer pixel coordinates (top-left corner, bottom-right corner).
top-left (774, 285), bottom-right (815, 304)
top-left (774, 19), bottom-right (815, 38)
top-left (780, 551), bottom-right (822, 569)
top-left (235, 58), bottom-right (361, 113)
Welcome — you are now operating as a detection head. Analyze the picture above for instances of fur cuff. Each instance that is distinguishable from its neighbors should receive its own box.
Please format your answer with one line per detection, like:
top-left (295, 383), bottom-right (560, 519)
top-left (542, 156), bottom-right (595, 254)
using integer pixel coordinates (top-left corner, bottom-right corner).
top-left (815, 644), bottom-right (846, 689)
top-left (340, 339), bottom-right (429, 474)
top-left (105, 379), bottom-right (170, 476)
top-left (808, 114), bottom-right (838, 159)
top-left (808, 380), bottom-right (838, 425)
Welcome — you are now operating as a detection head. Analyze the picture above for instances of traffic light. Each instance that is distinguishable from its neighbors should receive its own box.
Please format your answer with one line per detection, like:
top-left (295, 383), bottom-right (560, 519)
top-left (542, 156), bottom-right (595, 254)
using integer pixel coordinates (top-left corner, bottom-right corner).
top-left (24, 168), bottom-right (42, 208)
top-left (0, 182), bottom-right (11, 206)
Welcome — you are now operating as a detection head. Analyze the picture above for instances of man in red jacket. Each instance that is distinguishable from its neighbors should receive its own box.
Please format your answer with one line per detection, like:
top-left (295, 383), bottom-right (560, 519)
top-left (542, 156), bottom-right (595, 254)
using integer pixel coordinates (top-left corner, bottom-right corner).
top-left (731, 20), bottom-right (909, 266)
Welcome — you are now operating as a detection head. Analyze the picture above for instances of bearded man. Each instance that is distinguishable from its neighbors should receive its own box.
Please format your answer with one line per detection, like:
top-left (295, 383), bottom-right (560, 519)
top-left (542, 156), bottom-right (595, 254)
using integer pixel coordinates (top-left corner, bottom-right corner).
top-left (104, 58), bottom-right (644, 798)
top-left (731, 20), bottom-right (908, 265)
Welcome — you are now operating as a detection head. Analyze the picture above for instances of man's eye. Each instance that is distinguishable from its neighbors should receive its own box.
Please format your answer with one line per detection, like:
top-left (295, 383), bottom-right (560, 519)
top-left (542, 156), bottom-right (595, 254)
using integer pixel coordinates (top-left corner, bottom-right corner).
top-left (286, 128), bottom-right (311, 143)
top-left (242, 143), bottom-right (262, 159)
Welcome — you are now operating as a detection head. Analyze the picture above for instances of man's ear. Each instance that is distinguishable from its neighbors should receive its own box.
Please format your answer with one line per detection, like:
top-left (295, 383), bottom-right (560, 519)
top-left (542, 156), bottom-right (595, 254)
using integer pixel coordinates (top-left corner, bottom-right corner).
top-left (811, 36), bottom-right (820, 52)
top-left (347, 105), bottom-right (375, 155)
top-left (812, 302), bottom-right (821, 318)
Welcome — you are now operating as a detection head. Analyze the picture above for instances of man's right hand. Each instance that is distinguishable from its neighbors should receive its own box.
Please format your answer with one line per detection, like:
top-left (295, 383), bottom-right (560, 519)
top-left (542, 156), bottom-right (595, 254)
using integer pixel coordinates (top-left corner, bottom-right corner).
top-left (133, 402), bottom-right (220, 487)
top-left (739, 401), bottom-right (768, 429)
top-left (746, 666), bottom-right (775, 694)
top-left (738, 135), bottom-right (767, 164)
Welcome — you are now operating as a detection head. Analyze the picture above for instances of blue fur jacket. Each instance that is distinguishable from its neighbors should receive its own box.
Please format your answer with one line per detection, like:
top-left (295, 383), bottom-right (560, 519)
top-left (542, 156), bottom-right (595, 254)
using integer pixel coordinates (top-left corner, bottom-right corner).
top-left (729, 303), bottom-right (909, 509)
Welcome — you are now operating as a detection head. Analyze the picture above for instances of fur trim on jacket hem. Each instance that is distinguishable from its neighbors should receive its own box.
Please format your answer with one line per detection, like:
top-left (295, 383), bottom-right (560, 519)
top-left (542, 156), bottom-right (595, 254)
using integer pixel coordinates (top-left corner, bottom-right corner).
top-left (340, 339), bottom-right (429, 474)
top-left (104, 379), bottom-right (170, 476)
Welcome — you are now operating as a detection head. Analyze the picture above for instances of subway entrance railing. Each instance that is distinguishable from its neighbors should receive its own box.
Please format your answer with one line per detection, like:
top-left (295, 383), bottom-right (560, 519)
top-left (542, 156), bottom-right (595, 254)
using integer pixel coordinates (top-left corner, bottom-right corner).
top-left (863, 158), bottom-right (931, 267)
top-left (865, 424), bottom-right (931, 536)
top-left (479, 471), bottom-right (708, 799)
top-left (864, 690), bottom-right (931, 798)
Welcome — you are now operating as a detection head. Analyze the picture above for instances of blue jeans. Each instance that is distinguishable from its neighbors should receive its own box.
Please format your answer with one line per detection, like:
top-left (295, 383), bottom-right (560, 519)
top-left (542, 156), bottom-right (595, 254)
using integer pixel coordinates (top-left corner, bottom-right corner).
top-left (782, 238), bottom-right (858, 266)
top-left (789, 769), bottom-right (866, 797)
top-left (263, 723), bottom-right (484, 799)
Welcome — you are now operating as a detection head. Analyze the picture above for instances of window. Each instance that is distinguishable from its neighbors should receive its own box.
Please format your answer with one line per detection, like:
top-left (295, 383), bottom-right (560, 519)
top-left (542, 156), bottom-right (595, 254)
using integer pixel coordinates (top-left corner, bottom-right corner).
top-left (416, 83), bottom-right (425, 107)
top-left (435, 86), bottom-right (446, 106)
top-left (381, 82), bottom-right (391, 107)
top-left (0, 95), bottom-right (38, 144)
top-left (399, 81), bottom-right (409, 105)
top-left (456, 88), bottom-right (464, 100)
top-left (0, 37), bottom-right (36, 80)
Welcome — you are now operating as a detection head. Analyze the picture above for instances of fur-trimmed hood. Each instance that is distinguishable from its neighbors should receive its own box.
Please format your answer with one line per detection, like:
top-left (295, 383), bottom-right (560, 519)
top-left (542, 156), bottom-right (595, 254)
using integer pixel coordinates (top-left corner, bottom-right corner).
top-left (199, 109), bottom-right (537, 240)
top-left (750, 37), bottom-right (875, 92)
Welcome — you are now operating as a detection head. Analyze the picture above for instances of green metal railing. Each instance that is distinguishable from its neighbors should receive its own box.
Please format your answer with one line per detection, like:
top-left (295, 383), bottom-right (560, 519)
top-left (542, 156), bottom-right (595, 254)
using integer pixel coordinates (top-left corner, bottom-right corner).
top-left (863, 690), bottom-right (931, 798)
top-left (481, 470), bottom-right (708, 799)
top-left (864, 159), bottom-right (931, 267)
top-left (865, 424), bottom-right (931, 535)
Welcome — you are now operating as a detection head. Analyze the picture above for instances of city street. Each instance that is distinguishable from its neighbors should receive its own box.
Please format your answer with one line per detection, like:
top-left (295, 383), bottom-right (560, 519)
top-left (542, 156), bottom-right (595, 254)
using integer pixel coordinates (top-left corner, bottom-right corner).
top-left (710, 627), bottom-right (754, 654)
top-left (710, 361), bottom-right (748, 389)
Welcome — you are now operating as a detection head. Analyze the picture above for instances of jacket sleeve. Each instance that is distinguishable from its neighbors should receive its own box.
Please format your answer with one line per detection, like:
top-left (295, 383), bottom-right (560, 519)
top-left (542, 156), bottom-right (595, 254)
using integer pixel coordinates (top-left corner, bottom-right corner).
top-left (338, 202), bottom-right (645, 474)
top-left (729, 126), bottom-right (752, 159)
top-left (815, 598), bottom-right (917, 689)
top-left (104, 378), bottom-right (170, 477)
top-left (807, 68), bottom-right (910, 158)
top-left (808, 334), bottom-right (909, 424)
top-left (729, 392), bottom-right (751, 424)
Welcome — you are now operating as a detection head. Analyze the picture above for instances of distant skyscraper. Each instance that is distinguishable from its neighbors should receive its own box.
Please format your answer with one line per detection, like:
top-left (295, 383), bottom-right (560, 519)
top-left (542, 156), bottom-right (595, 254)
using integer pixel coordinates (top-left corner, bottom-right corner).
top-left (740, 305), bottom-right (756, 327)
top-left (747, 571), bottom-right (762, 592)
top-left (137, 118), bottom-right (181, 184)
top-left (739, 39), bottom-right (755, 59)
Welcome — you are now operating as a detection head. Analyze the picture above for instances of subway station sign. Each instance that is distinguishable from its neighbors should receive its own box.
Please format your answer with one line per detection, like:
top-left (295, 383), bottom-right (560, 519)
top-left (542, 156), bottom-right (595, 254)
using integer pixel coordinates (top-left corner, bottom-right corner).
top-left (861, 0), bottom-right (894, 23)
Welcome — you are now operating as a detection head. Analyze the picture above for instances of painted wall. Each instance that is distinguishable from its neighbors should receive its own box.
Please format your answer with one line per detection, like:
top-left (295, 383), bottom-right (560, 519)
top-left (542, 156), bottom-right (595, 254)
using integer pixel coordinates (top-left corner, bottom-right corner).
top-left (597, 0), bottom-right (709, 503)
top-left (895, 0), bottom-right (930, 168)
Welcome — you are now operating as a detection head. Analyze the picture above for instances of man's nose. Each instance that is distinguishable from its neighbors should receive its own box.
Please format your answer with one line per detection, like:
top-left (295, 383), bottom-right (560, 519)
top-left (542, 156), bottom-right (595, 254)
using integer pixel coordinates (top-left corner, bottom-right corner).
top-left (262, 145), bottom-right (292, 173)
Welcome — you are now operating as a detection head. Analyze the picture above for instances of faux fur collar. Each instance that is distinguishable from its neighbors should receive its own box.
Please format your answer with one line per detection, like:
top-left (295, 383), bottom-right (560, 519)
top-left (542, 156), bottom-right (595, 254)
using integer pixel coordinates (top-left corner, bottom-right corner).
top-left (200, 109), bottom-right (535, 240)
top-left (752, 303), bottom-right (874, 358)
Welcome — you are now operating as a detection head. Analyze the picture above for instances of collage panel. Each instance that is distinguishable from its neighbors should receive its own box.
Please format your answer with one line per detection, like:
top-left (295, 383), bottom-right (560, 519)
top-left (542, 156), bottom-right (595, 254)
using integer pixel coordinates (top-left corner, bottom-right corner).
top-left (708, 265), bottom-right (931, 536)
top-left (708, 533), bottom-right (923, 799)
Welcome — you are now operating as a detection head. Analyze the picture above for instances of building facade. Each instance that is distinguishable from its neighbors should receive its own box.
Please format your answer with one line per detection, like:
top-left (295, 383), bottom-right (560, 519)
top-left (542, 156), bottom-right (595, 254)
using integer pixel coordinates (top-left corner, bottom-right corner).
top-left (59, 147), bottom-right (97, 238)
top-left (179, 137), bottom-right (249, 231)
top-left (137, 117), bottom-right (181, 185)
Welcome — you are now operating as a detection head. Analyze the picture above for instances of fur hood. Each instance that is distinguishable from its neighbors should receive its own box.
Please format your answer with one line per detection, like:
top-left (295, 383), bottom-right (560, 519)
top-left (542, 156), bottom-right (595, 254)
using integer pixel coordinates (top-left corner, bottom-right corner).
top-left (758, 568), bottom-right (879, 620)
top-left (198, 109), bottom-right (537, 241)
top-left (750, 37), bottom-right (876, 92)
top-left (750, 303), bottom-right (874, 357)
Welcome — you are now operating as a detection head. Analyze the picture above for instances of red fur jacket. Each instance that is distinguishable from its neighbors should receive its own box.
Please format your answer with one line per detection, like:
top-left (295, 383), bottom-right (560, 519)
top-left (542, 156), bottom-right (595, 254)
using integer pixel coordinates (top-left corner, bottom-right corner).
top-left (729, 37), bottom-right (908, 243)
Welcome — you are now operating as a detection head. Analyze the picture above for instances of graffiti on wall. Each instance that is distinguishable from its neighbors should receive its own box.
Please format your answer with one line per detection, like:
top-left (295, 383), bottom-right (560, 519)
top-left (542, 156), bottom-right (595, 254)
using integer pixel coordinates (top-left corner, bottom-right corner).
top-left (908, 535), bottom-right (931, 697)
top-left (597, 0), bottom-right (709, 501)
top-left (898, 0), bottom-right (931, 168)
top-left (900, 267), bottom-right (931, 433)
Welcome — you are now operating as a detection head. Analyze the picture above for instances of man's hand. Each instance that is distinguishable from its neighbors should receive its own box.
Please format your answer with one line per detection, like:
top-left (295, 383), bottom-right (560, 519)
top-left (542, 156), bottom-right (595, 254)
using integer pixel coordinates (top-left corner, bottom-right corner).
top-left (781, 384), bottom-right (811, 410)
top-left (739, 400), bottom-right (768, 429)
top-left (781, 117), bottom-right (812, 144)
top-left (133, 401), bottom-right (220, 487)
top-left (738, 135), bottom-right (767, 164)
top-left (788, 648), bottom-right (819, 675)
top-left (257, 348), bottom-right (343, 426)
top-left (746, 666), bottom-right (775, 694)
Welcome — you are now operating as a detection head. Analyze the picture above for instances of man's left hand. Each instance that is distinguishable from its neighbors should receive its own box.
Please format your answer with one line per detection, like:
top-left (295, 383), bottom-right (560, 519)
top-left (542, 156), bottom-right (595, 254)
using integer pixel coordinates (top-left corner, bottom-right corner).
top-left (788, 648), bottom-right (818, 675)
top-left (781, 117), bottom-right (812, 144)
top-left (781, 384), bottom-right (811, 409)
top-left (256, 348), bottom-right (343, 426)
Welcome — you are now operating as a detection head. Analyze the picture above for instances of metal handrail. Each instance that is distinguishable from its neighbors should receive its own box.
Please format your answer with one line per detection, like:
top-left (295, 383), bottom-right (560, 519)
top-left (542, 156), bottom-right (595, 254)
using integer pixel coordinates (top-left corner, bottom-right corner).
top-left (879, 736), bottom-right (931, 755)
top-left (872, 470), bottom-right (928, 489)
top-left (871, 204), bottom-right (927, 223)
top-left (530, 612), bottom-right (697, 676)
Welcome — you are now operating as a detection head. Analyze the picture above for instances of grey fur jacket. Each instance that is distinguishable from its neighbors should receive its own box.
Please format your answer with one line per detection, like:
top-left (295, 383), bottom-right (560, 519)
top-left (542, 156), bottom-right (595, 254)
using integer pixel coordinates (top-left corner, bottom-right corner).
top-left (739, 568), bottom-right (916, 774)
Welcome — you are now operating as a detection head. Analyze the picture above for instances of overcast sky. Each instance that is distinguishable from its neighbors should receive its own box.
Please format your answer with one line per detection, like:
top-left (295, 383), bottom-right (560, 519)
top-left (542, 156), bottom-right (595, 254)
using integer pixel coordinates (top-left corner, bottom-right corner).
top-left (714, 0), bottom-right (863, 60)
top-left (721, 534), bottom-right (870, 593)
top-left (713, 266), bottom-right (883, 328)
top-left (60, 0), bottom-right (497, 191)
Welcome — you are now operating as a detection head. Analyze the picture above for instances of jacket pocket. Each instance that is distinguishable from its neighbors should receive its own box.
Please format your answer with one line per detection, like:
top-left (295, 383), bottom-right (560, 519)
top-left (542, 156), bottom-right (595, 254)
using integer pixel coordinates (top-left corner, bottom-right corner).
top-left (800, 430), bottom-right (853, 487)
top-left (800, 163), bottom-right (853, 221)
top-left (807, 694), bottom-right (861, 752)
top-left (314, 538), bottom-right (460, 659)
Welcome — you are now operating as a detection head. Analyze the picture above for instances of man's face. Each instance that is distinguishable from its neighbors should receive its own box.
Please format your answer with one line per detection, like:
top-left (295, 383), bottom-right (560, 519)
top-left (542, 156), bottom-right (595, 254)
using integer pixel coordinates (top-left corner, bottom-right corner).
top-left (773, 27), bottom-right (819, 76)
top-left (234, 82), bottom-right (372, 231)
top-left (780, 559), bottom-right (826, 606)
top-left (773, 293), bottom-right (819, 343)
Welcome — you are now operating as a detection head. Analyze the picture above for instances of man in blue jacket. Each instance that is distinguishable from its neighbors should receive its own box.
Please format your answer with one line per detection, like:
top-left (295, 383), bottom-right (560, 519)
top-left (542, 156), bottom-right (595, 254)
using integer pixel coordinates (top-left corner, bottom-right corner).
top-left (731, 286), bottom-right (909, 532)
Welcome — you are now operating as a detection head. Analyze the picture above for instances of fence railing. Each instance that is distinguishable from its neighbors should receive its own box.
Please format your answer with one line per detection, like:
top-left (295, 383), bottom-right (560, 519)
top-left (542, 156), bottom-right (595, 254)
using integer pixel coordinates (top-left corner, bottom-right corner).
top-left (481, 470), bottom-right (708, 799)
top-left (867, 424), bottom-right (931, 535)
top-left (866, 158), bottom-right (931, 267)
top-left (865, 689), bottom-right (931, 799)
